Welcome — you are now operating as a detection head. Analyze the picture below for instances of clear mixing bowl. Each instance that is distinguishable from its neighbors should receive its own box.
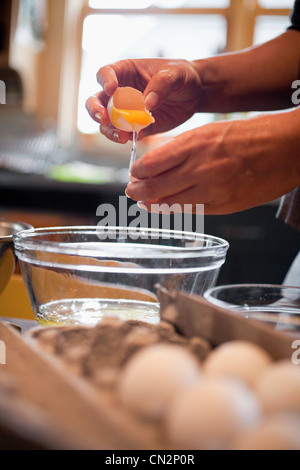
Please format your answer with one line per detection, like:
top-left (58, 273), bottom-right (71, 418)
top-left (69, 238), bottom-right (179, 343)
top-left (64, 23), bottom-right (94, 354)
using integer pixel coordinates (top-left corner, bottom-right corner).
top-left (13, 226), bottom-right (229, 327)
top-left (204, 284), bottom-right (300, 333)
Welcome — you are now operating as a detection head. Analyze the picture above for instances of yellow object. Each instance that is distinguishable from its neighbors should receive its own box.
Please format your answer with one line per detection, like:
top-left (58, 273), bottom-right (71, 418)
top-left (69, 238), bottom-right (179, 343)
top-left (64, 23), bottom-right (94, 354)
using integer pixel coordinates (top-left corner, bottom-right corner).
top-left (0, 247), bottom-right (15, 296)
top-left (111, 108), bottom-right (154, 131)
top-left (0, 274), bottom-right (34, 320)
top-left (107, 87), bottom-right (155, 133)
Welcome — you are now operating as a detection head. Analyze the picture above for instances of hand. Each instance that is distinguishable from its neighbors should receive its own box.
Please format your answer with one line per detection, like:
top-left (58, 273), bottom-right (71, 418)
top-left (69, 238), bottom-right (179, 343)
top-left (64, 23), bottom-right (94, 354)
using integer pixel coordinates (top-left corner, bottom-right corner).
top-left (85, 58), bottom-right (202, 144)
top-left (125, 110), bottom-right (300, 215)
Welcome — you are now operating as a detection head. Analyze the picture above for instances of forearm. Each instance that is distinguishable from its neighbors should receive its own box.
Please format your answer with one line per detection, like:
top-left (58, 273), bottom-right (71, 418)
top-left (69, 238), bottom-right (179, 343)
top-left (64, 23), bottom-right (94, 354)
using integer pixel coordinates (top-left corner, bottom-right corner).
top-left (127, 106), bottom-right (300, 215)
top-left (194, 30), bottom-right (300, 113)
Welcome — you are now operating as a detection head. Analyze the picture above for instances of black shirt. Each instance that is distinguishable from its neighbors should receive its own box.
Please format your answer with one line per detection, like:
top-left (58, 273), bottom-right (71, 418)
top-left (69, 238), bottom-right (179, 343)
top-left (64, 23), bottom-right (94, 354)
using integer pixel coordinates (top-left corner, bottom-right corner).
top-left (277, 1), bottom-right (300, 232)
top-left (289, 0), bottom-right (300, 31)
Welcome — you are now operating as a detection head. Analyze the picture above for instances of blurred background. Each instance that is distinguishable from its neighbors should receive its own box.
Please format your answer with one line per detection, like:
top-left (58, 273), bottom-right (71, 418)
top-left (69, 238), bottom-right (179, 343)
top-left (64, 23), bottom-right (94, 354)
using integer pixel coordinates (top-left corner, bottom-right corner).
top-left (0, 0), bottom-right (299, 285)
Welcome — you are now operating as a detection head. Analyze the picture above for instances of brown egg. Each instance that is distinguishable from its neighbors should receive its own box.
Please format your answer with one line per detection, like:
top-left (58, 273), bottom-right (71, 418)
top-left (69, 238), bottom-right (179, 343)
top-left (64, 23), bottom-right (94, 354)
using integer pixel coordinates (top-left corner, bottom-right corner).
top-left (255, 360), bottom-right (300, 414)
top-left (165, 377), bottom-right (262, 450)
top-left (118, 343), bottom-right (201, 420)
top-left (232, 413), bottom-right (300, 450)
top-left (203, 340), bottom-right (272, 387)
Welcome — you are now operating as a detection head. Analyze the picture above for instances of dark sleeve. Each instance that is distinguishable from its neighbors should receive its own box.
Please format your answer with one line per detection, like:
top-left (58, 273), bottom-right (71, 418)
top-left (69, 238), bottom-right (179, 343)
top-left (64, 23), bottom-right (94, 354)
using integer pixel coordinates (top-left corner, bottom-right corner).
top-left (289, 0), bottom-right (300, 31)
top-left (277, 187), bottom-right (300, 232)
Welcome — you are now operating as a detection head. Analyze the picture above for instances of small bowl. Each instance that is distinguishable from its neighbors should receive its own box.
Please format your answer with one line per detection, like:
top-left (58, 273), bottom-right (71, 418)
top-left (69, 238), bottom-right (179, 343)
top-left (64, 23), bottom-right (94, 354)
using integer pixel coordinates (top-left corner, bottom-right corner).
top-left (0, 219), bottom-right (33, 295)
top-left (13, 226), bottom-right (229, 327)
top-left (204, 284), bottom-right (300, 333)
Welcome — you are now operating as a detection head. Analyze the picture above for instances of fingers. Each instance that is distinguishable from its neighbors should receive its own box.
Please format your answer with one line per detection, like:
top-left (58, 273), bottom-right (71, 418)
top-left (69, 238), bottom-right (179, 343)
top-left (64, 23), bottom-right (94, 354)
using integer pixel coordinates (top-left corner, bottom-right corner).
top-left (99, 124), bottom-right (130, 144)
top-left (96, 61), bottom-right (138, 95)
top-left (85, 91), bottom-right (110, 126)
top-left (144, 66), bottom-right (186, 111)
top-left (126, 163), bottom-right (194, 202)
top-left (85, 89), bottom-right (130, 144)
top-left (96, 65), bottom-right (119, 96)
top-left (130, 131), bottom-right (193, 180)
top-left (85, 93), bottom-right (129, 143)
top-left (137, 197), bottom-right (225, 216)
top-left (135, 186), bottom-right (205, 215)
top-left (88, 62), bottom-right (143, 144)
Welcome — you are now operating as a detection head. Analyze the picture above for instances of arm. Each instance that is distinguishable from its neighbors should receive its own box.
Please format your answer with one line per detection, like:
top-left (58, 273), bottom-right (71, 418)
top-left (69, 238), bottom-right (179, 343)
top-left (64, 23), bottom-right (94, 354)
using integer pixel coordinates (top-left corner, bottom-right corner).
top-left (193, 30), bottom-right (300, 113)
top-left (86, 31), bottom-right (300, 143)
top-left (126, 106), bottom-right (300, 215)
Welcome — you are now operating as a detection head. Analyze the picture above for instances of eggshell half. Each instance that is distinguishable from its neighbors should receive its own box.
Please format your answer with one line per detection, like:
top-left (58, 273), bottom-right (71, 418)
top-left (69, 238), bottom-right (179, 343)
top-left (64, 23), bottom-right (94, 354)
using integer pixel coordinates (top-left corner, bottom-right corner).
top-left (107, 87), bottom-right (154, 133)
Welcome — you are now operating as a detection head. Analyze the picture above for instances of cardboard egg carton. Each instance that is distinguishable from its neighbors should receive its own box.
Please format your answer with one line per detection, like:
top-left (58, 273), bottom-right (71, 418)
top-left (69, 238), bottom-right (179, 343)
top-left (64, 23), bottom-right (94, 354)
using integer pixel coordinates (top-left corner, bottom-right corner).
top-left (158, 287), bottom-right (299, 361)
top-left (0, 320), bottom-right (169, 450)
top-left (0, 288), bottom-right (298, 449)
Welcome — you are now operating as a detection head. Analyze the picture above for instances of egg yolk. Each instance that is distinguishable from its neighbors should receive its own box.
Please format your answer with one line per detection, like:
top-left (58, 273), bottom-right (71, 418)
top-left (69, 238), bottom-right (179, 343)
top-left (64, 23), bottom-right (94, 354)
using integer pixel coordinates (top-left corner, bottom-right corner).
top-left (112, 107), bottom-right (154, 131)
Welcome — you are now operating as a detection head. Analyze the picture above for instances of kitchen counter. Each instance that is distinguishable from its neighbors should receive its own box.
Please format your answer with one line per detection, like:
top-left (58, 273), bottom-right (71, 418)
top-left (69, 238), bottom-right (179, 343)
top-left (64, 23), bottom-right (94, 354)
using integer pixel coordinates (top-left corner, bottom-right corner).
top-left (0, 168), bottom-right (300, 286)
top-left (0, 168), bottom-right (127, 215)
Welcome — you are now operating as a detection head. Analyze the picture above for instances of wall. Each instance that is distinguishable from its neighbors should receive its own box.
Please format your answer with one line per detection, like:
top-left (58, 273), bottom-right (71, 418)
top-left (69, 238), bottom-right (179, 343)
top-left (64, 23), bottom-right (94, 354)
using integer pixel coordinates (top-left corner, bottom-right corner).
top-left (9, 0), bottom-right (66, 124)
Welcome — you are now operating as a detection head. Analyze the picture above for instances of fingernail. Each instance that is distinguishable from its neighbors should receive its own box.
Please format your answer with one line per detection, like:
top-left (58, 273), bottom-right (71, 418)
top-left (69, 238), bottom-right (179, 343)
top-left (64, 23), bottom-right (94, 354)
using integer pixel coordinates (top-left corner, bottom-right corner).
top-left (144, 92), bottom-right (160, 110)
top-left (95, 112), bottom-right (103, 122)
top-left (103, 80), bottom-right (110, 94)
top-left (129, 174), bottom-right (139, 183)
top-left (113, 131), bottom-right (120, 142)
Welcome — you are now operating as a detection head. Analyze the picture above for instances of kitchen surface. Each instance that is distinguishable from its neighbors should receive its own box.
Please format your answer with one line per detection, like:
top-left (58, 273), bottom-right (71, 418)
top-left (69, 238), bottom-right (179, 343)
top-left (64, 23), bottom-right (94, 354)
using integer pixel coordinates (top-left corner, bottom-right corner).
top-left (0, 0), bottom-right (300, 452)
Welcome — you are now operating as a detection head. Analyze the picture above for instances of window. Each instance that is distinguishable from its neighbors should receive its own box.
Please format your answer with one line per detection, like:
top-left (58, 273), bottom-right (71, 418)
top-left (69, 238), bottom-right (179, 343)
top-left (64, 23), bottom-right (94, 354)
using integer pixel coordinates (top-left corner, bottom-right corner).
top-left (89, 1), bottom-right (230, 8)
top-left (254, 15), bottom-right (292, 44)
top-left (258, 0), bottom-right (294, 8)
top-left (255, 0), bottom-right (294, 44)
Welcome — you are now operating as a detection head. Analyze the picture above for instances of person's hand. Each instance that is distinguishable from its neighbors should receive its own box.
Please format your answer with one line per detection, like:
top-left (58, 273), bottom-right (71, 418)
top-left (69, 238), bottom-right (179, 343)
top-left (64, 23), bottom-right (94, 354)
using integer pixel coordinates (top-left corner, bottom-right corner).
top-left (125, 109), bottom-right (300, 215)
top-left (85, 58), bottom-right (202, 144)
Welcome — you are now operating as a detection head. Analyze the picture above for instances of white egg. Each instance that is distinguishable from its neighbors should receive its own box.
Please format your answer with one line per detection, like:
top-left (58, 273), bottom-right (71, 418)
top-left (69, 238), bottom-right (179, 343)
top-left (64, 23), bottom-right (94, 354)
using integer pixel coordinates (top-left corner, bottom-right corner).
top-left (255, 360), bottom-right (300, 413)
top-left (165, 377), bottom-right (262, 450)
top-left (203, 341), bottom-right (272, 387)
top-left (232, 413), bottom-right (300, 450)
top-left (118, 343), bottom-right (201, 420)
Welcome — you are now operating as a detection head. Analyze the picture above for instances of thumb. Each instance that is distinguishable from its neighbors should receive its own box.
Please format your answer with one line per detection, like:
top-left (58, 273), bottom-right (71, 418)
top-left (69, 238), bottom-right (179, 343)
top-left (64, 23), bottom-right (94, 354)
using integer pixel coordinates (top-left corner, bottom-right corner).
top-left (144, 68), bottom-right (185, 110)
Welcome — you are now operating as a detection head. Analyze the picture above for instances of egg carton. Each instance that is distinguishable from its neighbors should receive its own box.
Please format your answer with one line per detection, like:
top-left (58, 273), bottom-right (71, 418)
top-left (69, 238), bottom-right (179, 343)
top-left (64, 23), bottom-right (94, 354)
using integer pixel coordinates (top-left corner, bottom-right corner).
top-left (0, 289), bottom-right (299, 450)
top-left (0, 315), bottom-right (212, 450)
top-left (158, 287), bottom-right (298, 361)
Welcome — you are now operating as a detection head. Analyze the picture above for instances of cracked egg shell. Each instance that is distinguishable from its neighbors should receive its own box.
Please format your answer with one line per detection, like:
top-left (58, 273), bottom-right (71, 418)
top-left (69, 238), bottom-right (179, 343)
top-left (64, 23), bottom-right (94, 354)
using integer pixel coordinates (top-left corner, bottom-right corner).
top-left (107, 87), bottom-right (155, 133)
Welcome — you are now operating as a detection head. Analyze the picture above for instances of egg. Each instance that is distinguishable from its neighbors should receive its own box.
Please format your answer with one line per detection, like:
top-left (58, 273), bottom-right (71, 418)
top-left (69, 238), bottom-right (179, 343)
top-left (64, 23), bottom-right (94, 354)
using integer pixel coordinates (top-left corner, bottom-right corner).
top-left (203, 341), bottom-right (272, 387)
top-left (107, 87), bottom-right (155, 133)
top-left (231, 413), bottom-right (300, 450)
top-left (118, 343), bottom-right (201, 420)
top-left (165, 377), bottom-right (262, 450)
top-left (255, 360), bottom-right (300, 414)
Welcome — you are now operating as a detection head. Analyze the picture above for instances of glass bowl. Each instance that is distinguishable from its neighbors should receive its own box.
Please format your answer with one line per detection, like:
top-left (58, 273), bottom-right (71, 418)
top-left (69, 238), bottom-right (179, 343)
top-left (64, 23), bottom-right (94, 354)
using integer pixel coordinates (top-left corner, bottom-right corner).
top-left (13, 226), bottom-right (229, 327)
top-left (204, 284), bottom-right (300, 333)
top-left (0, 219), bottom-right (33, 295)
